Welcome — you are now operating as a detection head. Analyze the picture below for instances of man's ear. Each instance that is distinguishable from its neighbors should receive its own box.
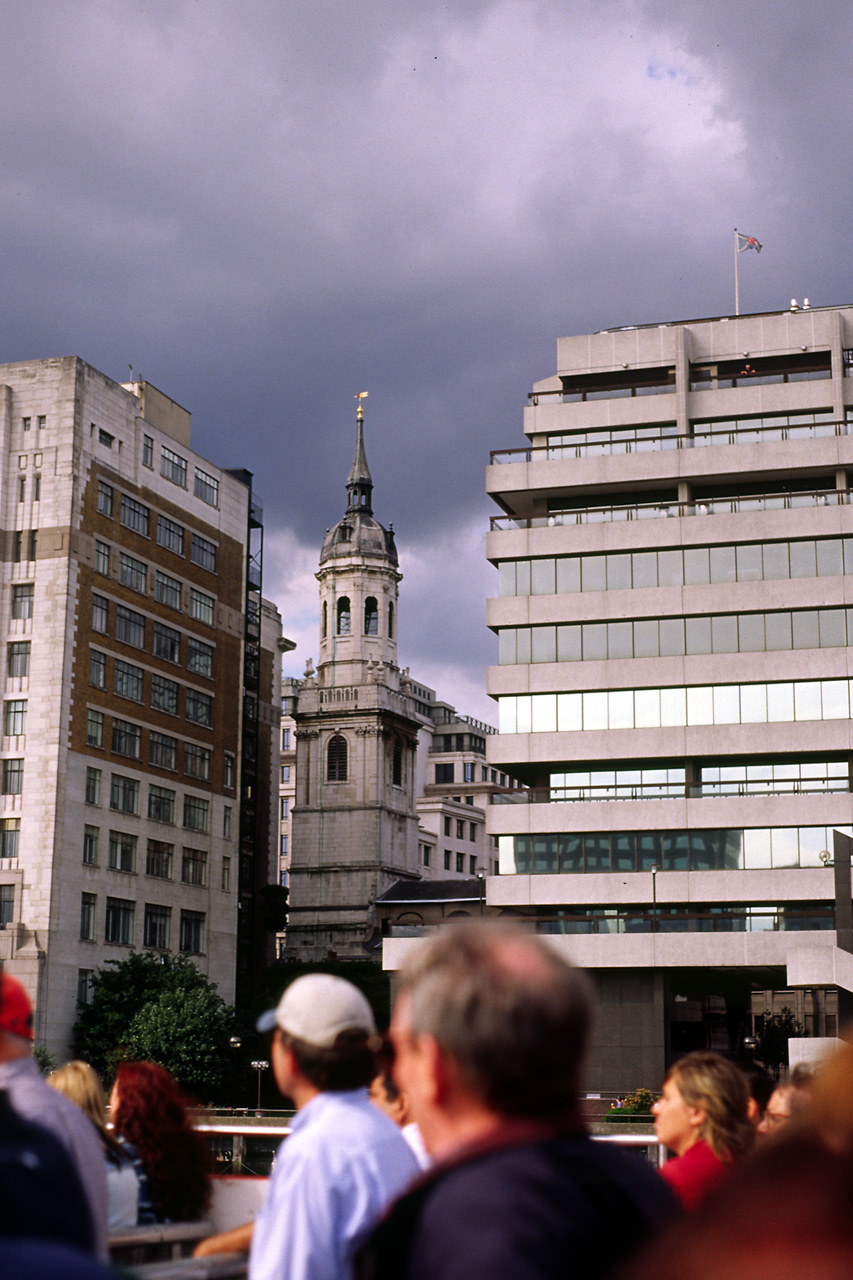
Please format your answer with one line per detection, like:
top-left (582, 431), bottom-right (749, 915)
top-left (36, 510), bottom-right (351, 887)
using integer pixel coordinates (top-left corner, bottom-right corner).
top-left (423, 1035), bottom-right (458, 1107)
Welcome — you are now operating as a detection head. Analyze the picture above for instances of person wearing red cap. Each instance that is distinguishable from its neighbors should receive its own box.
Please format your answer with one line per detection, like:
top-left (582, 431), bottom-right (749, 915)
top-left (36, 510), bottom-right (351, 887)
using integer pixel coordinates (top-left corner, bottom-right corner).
top-left (0, 974), bottom-right (108, 1257)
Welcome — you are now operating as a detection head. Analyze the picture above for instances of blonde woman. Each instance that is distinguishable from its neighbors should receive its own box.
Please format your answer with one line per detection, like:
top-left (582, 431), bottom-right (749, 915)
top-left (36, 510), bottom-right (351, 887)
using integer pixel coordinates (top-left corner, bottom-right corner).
top-left (47, 1060), bottom-right (154, 1229)
top-left (653, 1051), bottom-right (754, 1208)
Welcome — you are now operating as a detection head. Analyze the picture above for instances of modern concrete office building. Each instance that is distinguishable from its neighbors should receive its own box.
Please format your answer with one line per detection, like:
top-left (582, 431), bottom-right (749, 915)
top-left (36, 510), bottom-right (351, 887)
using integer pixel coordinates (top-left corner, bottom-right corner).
top-left (477, 303), bottom-right (853, 1088)
top-left (0, 357), bottom-right (280, 1057)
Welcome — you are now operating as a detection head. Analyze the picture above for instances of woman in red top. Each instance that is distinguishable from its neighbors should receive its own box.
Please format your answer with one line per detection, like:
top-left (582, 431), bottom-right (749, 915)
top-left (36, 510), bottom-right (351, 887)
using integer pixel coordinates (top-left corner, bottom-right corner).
top-left (653, 1051), bottom-right (754, 1209)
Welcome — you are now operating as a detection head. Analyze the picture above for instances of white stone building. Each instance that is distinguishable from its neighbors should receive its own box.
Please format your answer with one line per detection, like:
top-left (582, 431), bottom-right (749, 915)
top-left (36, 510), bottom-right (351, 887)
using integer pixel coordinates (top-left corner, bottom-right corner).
top-left (384, 302), bottom-right (853, 1089)
top-left (0, 357), bottom-right (279, 1058)
top-left (475, 303), bottom-right (853, 1087)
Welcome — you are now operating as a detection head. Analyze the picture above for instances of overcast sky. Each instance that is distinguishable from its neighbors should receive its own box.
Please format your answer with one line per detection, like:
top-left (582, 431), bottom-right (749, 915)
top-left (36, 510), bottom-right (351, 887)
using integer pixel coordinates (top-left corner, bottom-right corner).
top-left (1, 1), bottom-right (849, 722)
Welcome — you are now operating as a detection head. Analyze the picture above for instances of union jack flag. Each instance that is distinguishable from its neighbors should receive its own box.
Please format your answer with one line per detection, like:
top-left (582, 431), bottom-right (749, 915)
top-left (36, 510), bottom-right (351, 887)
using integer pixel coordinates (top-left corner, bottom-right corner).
top-left (736, 232), bottom-right (762, 254)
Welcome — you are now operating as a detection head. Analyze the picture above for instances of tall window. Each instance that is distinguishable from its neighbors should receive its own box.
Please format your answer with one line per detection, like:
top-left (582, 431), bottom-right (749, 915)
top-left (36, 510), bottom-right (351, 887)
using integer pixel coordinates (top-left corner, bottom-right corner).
top-left (87, 709), bottom-right (104, 748)
top-left (151, 674), bottom-right (178, 715)
top-left (108, 831), bottom-right (136, 872)
top-left (181, 848), bottom-right (207, 886)
top-left (97, 480), bottom-right (113, 517)
top-left (114, 660), bottom-right (144, 702)
top-left (148, 785), bottom-right (175, 823)
top-left (83, 826), bottom-right (99, 865)
top-left (183, 796), bottom-right (209, 832)
top-left (4, 700), bottom-right (26, 736)
top-left (110, 774), bottom-right (139, 814)
top-left (327, 734), bottom-right (347, 781)
top-left (105, 897), bottom-right (134, 945)
top-left (179, 910), bottom-right (205, 953)
top-left (322, 601), bottom-right (327, 638)
top-left (185, 743), bottom-right (210, 780)
top-left (388, 601), bottom-right (394, 639)
top-left (186, 689), bottom-right (212, 726)
top-left (187, 638), bottom-right (213, 678)
top-left (364, 597), bottom-right (378, 635)
top-left (142, 434), bottom-right (154, 468)
top-left (80, 893), bottom-right (96, 941)
top-left (146, 840), bottom-right (173, 878)
top-left (92, 595), bottom-right (108, 633)
top-left (119, 552), bottom-right (147, 593)
top-left (2, 760), bottom-right (23, 795)
top-left (116, 606), bottom-right (145, 648)
top-left (0, 819), bottom-right (20, 858)
top-left (392, 736), bottom-right (403, 786)
top-left (111, 719), bottom-right (141, 759)
top-left (85, 767), bottom-right (101, 805)
top-left (189, 589), bottom-right (215, 625)
top-left (7, 642), bottom-right (30, 677)
top-left (94, 541), bottom-right (110, 575)
top-left (77, 969), bottom-right (95, 1004)
top-left (336, 597), bottom-right (351, 635)
top-left (157, 514), bottom-right (184, 554)
top-left (190, 534), bottom-right (216, 572)
top-left (194, 468), bottom-right (219, 506)
top-left (155, 571), bottom-right (182, 609)
top-left (12, 585), bottom-right (34, 620)
top-left (149, 731), bottom-right (177, 769)
top-left (144, 904), bottom-right (171, 949)
top-left (120, 495), bottom-right (150, 536)
top-left (153, 622), bottom-right (180, 663)
top-left (161, 447), bottom-right (187, 488)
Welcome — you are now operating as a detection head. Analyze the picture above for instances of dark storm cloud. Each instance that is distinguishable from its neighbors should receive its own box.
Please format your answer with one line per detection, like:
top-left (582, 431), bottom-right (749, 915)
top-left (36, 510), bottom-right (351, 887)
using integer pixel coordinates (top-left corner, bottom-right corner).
top-left (0, 1), bottom-right (846, 718)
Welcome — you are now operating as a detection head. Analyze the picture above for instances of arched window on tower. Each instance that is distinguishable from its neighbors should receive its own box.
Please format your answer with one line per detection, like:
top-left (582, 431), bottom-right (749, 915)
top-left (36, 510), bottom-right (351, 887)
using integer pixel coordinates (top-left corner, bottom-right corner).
top-left (322, 601), bottom-right (328, 639)
top-left (336, 597), bottom-right (351, 635)
top-left (327, 734), bottom-right (348, 781)
top-left (364, 597), bottom-right (378, 635)
top-left (392, 735), bottom-right (403, 787)
top-left (388, 601), bottom-right (394, 639)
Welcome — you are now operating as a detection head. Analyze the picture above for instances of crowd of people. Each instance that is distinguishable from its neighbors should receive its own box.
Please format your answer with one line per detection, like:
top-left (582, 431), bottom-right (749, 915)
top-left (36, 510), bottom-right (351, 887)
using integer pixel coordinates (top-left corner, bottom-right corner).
top-left (0, 925), bottom-right (851, 1278)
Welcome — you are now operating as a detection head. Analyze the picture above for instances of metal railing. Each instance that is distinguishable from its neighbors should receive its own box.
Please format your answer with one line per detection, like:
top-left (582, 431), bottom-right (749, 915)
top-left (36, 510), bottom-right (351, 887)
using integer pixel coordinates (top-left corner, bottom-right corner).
top-left (490, 416), bottom-right (847, 464)
top-left (490, 487), bottom-right (851, 530)
top-left (492, 781), bottom-right (851, 804)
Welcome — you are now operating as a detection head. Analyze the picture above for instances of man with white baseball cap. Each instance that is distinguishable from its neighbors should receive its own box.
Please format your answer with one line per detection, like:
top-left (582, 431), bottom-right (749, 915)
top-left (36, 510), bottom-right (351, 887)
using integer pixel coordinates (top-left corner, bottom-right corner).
top-left (249, 973), bottom-right (419, 1280)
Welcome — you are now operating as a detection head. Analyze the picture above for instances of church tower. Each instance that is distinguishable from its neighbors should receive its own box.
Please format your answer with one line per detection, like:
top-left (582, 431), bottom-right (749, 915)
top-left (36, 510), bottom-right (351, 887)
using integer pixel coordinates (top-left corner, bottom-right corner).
top-left (286, 399), bottom-right (421, 961)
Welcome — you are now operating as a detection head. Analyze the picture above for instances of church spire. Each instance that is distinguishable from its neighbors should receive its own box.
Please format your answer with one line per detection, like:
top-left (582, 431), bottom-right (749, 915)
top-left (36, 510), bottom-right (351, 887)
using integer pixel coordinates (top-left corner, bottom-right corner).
top-left (346, 391), bottom-right (373, 515)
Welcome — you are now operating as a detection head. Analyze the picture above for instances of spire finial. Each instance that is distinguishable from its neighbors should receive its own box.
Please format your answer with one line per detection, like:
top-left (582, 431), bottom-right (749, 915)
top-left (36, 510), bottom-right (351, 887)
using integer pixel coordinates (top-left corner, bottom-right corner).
top-left (346, 394), bottom-right (373, 515)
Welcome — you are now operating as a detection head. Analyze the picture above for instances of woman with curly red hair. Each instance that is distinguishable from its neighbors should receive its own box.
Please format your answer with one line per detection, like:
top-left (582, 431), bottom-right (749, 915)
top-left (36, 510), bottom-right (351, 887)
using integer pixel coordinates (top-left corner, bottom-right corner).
top-left (109, 1062), bottom-right (211, 1223)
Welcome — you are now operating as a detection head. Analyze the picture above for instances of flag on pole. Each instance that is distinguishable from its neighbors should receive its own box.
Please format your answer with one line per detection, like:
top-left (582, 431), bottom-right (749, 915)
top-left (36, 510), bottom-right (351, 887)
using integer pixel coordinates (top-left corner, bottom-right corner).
top-left (736, 232), bottom-right (762, 254)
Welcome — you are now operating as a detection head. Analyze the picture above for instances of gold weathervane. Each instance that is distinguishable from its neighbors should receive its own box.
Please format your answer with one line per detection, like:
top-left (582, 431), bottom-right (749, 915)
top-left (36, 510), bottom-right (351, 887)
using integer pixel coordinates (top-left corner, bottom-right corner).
top-left (355, 390), bottom-right (369, 419)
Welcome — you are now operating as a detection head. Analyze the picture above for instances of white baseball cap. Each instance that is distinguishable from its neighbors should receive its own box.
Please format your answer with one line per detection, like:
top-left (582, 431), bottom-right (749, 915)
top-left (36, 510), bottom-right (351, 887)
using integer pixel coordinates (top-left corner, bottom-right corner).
top-left (256, 973), bottom-right (377, 1048)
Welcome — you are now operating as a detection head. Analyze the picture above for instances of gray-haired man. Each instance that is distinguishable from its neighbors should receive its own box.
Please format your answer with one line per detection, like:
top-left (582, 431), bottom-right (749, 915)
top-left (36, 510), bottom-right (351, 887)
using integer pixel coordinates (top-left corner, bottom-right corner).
top-left (356, 923), bottom-right (675, 1280)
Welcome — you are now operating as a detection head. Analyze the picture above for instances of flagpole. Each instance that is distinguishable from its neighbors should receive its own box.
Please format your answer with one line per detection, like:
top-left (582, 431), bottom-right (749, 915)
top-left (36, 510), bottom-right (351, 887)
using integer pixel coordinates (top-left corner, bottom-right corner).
top-left (734, 228), bottom-right (740, 316)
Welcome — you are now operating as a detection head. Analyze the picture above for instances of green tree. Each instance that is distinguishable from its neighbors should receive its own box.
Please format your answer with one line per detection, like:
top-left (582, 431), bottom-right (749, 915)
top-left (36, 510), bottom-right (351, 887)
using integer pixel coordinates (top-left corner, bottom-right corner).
top-left (754, 1006), bottom-right (804, 1077)
top-left (123, 986), bottom-right (234, 1103)
top-left (72, 952), bottom-right (237, 1101)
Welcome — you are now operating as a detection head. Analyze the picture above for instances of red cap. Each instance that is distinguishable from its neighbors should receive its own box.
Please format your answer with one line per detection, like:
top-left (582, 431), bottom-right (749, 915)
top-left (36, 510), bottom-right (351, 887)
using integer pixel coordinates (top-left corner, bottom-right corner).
top-left (0, 974), bottom-right (34, 1041)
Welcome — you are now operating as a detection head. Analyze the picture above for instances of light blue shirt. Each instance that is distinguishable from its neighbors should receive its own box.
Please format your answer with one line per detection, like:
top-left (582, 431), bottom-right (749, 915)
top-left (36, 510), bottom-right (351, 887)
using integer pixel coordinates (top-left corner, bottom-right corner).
top-left (249, 1089), bottom-right (419, 1280)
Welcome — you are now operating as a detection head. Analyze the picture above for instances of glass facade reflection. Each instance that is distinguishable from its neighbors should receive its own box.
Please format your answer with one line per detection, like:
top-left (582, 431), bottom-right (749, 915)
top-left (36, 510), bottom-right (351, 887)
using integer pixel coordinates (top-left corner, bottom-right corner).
top-left (499, 679), bottom-right (853, 734)
top-left (498, 536), bottom-right (853, 598)
top-left (499, 825), bottom-right (850, 874)
top-left (499, 605), bottom-right (853, 664)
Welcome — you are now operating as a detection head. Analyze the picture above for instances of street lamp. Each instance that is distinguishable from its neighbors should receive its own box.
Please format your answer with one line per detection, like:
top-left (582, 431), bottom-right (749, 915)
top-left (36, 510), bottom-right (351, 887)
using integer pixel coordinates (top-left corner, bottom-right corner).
top-left (650, 865), bottom-right (659, 933)
top-left (229, 1036), bottom-right (241, 1110)
top-left (251, 1059), bottom-right (268, 1113)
